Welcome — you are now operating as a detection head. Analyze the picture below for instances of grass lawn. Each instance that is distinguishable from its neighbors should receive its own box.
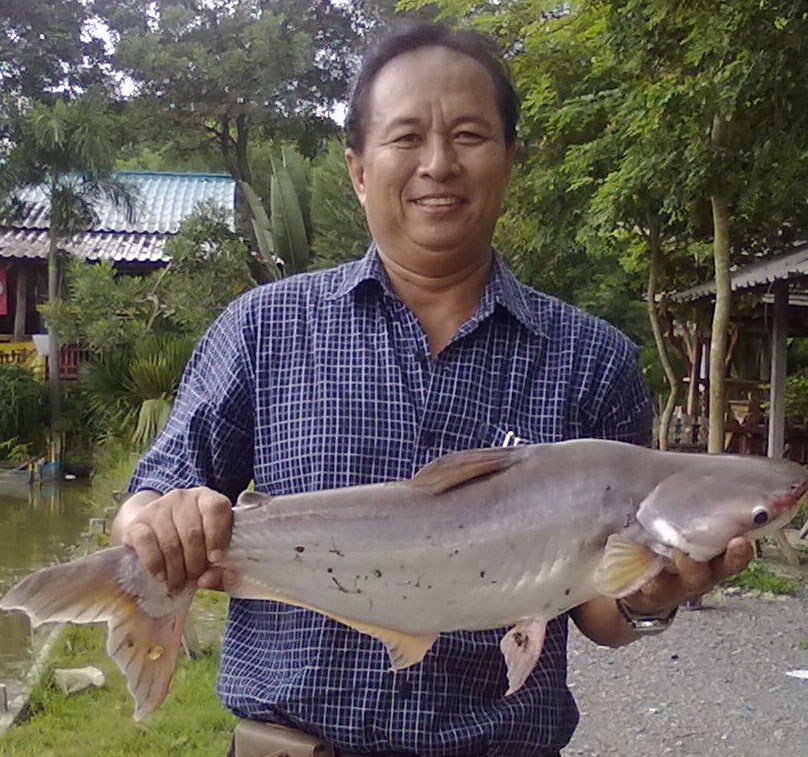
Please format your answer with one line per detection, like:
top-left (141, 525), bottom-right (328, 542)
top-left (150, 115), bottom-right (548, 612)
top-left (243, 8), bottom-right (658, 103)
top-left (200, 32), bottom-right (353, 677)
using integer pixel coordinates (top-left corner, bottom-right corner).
top-left (0, 591), bottom-right (234, 757)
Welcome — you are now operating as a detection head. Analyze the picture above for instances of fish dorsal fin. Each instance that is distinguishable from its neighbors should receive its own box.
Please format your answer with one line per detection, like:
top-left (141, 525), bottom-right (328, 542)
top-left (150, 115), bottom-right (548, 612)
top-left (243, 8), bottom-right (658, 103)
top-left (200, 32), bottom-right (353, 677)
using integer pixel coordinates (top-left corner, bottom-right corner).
top-left (593, 534), bottom-right (666, 597)
top-left (407, 447), bottom-right (521, 495)
top-left (224, 571), bottom-right (438, 671)
top-left (499, 618), bottom-right (548, 696)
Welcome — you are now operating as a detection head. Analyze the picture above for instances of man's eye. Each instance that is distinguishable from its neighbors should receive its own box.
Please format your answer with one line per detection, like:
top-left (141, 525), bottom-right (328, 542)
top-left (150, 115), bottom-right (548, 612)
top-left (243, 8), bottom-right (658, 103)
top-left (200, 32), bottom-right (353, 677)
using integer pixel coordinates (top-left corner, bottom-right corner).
top-left (394, 133), bottom-right (419, 144)
top-left (455, 131), bottom-right (485, 144)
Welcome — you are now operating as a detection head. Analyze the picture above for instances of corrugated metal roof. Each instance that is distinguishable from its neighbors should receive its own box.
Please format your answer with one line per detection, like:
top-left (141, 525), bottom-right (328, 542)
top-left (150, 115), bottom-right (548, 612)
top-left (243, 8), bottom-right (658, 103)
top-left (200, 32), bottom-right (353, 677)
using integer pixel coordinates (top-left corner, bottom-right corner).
top-left (665, 244), bottom-right (808, 303)
top-left (0, 228), bottom-right (170, 263)
top-left (6, 171), bottom-right (236, 234)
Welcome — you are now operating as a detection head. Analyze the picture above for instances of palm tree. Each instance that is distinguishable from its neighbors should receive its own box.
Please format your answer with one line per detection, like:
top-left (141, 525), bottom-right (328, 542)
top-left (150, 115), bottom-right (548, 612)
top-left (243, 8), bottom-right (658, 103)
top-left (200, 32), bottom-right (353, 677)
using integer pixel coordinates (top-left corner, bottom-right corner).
top-left (4, 95), bottom-right (134, 426)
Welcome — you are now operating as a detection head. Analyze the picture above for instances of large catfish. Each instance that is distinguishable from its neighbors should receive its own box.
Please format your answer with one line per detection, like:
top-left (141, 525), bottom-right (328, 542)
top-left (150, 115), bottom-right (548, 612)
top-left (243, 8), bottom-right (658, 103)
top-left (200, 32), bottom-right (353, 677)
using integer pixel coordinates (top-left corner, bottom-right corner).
top-left (2, 440), bottom-right (806, 720)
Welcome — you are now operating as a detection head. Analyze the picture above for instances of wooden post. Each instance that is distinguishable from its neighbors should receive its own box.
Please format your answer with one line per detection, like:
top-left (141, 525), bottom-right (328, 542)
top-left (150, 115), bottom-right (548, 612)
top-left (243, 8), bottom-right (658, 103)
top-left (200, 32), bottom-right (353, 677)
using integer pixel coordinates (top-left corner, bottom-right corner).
top-left (767, 280), bottom-right (788, 460)
top-left (768, 280), bottom-right (799, 564)
top-left (13, 261), bottom-right (28, 341)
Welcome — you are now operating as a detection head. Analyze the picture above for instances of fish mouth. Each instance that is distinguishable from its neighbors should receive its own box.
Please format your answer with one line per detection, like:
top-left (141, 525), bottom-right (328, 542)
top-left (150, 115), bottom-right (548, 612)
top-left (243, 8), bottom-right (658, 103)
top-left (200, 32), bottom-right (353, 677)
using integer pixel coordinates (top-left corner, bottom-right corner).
top-left (768, 476), bottom-right (808, 518)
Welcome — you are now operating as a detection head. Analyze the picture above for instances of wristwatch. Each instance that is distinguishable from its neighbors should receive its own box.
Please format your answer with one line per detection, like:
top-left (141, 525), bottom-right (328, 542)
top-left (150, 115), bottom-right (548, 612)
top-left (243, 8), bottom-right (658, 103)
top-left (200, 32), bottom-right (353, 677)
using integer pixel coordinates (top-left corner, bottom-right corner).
top-left (615, 597), bottom-right (678, 635)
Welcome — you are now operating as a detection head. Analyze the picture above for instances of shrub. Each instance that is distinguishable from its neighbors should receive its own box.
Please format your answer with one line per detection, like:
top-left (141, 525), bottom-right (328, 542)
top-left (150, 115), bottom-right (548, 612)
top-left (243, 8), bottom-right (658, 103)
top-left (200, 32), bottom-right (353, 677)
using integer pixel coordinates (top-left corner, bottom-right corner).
top-left (0, 364), bottom-right (46, 448)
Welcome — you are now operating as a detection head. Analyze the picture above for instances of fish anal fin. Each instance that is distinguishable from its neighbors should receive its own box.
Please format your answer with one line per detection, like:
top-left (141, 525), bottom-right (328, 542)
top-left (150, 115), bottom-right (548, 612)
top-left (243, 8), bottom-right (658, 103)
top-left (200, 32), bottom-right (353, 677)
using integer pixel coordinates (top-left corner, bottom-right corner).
top-left (499, 618), bottom-right (548, 696)
top-left (594, 535), bottom-right (665, 598)
top-left (408, 447), bottom-right (521, 495)
top-left (225, 571), bottom-right (438, 670)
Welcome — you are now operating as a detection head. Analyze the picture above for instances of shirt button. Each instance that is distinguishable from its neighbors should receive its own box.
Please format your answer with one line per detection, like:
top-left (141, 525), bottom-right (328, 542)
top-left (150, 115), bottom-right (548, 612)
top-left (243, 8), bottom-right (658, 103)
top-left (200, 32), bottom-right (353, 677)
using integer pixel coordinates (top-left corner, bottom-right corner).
top-left (420, 430), bottom-right (435, 447)
top-left (397, 681), bottom-right (413, 699)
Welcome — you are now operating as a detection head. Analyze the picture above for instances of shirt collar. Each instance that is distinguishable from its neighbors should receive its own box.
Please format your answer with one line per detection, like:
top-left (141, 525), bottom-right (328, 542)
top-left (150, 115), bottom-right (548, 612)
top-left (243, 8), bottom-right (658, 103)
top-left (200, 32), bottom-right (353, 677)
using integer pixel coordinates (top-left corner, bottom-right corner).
top-left (326, 242), bottom-right (394, 300)
top-left (327, 243), bottom-right (546, 338)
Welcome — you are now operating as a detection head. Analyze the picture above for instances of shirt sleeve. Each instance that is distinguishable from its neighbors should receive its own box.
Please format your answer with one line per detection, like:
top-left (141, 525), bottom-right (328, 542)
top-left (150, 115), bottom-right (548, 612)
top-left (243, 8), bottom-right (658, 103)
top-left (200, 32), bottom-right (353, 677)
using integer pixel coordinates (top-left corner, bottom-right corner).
top-left (591, 351), bottom-right (654, 446)
top-left (127, 293), bottom-right (257, 504)
top-left (575, 320), bottom-right (654, 446)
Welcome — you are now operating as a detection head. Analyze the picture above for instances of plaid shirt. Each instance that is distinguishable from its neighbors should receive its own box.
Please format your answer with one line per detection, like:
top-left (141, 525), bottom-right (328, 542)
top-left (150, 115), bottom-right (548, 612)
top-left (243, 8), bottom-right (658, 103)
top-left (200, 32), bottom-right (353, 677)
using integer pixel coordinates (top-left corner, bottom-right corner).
top-left (130, 245), bottom-right (652, 756)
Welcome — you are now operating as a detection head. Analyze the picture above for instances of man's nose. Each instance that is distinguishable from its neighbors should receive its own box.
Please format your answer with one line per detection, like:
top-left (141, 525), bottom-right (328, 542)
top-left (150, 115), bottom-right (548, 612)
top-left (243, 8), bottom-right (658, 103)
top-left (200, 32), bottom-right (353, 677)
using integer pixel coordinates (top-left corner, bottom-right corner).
top-left (418, 137), bottom-right (458, 180)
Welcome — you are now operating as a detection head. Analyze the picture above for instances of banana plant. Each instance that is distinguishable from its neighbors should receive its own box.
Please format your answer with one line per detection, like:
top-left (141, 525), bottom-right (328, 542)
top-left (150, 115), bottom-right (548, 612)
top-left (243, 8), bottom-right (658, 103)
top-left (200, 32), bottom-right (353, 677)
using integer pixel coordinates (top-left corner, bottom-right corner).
top-left (238, 144), bottom-right (311, 279)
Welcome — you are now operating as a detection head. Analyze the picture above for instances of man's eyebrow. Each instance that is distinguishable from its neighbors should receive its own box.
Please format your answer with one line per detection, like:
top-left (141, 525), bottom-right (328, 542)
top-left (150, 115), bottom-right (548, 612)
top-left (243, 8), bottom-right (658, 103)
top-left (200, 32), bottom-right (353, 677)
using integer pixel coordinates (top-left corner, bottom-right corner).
top-left (450, 114), bottom-right (497, 130)
top-left (381, 116), bottom-right (422, 133)
top-left (381, 114), bottom-right (496, 133)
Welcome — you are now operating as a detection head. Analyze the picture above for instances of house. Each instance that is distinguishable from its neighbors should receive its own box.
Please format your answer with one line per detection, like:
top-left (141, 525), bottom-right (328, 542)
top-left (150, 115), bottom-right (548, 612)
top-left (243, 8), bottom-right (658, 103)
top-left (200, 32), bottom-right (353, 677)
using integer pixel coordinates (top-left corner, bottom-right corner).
top-left (663, 242), bottom-right (808, 463)
top-left (0, 171), bottom-right (236, 375)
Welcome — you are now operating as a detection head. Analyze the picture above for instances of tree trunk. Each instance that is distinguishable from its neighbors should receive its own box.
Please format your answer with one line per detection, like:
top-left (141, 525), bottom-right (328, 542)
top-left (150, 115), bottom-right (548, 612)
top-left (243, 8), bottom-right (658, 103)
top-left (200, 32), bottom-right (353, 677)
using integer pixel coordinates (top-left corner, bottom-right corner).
top-left (47, 224), bottom-right (61, 427)
top-left (708, 115), bottom-right (731, 453)
top-left (646, 219), bottom-right (678, 450)
top-left (13, 261), bottom-right (28, 340)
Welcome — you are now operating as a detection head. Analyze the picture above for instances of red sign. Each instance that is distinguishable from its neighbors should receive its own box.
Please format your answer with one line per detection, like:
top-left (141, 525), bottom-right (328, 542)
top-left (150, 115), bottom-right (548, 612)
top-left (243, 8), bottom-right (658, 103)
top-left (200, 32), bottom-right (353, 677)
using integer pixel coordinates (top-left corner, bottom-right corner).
top-left (0, 262), bottom-right (7, 316)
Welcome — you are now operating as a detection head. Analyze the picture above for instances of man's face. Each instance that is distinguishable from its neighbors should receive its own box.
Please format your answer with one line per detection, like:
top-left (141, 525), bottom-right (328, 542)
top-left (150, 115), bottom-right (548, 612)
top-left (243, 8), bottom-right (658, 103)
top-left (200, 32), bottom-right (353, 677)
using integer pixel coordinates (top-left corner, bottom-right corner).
top-left (345, 46), bottom-right (514, 269)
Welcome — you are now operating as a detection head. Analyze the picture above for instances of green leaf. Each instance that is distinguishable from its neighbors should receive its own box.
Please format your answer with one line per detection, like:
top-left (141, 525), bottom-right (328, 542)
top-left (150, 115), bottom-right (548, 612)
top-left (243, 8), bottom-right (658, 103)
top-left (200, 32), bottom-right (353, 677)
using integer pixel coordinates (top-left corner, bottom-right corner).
top-left (270, 163), bottom-right (310, 275)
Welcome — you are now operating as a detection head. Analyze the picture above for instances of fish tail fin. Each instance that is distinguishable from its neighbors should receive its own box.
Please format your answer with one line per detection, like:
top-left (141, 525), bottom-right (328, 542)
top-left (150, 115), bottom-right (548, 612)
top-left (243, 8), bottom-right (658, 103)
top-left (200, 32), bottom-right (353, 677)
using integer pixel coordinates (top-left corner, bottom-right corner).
top-left (0, 546), bottom-right (194, 720)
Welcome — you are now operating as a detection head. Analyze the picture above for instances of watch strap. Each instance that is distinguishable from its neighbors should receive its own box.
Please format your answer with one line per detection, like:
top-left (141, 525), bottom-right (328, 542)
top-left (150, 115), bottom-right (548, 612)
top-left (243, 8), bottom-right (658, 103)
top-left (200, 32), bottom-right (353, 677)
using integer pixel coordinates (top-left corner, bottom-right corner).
top-left (615, 597), bottom-right (678, 635)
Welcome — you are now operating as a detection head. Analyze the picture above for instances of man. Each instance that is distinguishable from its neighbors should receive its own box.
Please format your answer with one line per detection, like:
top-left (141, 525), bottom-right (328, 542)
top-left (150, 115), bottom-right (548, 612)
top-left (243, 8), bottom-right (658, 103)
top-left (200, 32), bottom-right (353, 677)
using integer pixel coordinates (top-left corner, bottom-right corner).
top-left (112, 22), bottom-right (752, 757)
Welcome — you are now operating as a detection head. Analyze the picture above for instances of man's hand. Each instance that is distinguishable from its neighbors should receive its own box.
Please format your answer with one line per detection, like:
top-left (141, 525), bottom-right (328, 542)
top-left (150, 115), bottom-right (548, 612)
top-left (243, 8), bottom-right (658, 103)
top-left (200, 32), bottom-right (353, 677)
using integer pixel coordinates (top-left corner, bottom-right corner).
top-left (112, 487), bottom-right (232, 592)
top-left (620, 536), bottom-right (754, 616)
top-left (572, 537), bottom-right (754, 646)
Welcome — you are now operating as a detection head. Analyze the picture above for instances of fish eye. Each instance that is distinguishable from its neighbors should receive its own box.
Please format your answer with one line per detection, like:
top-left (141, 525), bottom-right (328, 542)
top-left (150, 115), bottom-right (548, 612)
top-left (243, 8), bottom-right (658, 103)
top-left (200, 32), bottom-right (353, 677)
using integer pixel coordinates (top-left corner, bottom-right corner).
top-left (752, 507), bottom-right (769, 525)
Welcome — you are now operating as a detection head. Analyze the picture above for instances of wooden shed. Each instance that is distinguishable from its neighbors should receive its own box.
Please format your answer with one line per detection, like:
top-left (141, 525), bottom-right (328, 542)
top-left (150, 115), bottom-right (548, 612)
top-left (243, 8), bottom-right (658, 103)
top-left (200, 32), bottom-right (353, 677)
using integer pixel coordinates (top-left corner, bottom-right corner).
top-left (665, 243), bottom-right (808, 462)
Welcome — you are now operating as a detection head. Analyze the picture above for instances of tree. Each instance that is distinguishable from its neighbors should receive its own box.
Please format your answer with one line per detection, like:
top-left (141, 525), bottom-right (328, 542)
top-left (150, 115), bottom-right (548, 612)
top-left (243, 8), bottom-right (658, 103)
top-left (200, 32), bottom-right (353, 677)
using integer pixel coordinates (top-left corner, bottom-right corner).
top-left (0, 0), bottom-right (111, 113)
top-left (99, 0), bottom-right (360, 273)
top-left (43, 205), bottom-right (257, 448)
top-left (598, 0), bottom-right (808, 451)
top-left (310, 138), bottom-right (371, 268)
top-left (43, 204), bottom-right (257, 350)
top-left (3, 95), bottom-right (133, 426)
top-left (408, 0), bottom-right (808, 450)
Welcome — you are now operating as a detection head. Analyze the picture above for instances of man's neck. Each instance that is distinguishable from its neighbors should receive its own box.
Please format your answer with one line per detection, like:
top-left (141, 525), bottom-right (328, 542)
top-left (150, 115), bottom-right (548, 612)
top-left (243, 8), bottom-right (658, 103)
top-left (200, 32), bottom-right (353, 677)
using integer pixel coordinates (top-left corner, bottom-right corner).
top-left (377, 247), bottom-right (493, 356)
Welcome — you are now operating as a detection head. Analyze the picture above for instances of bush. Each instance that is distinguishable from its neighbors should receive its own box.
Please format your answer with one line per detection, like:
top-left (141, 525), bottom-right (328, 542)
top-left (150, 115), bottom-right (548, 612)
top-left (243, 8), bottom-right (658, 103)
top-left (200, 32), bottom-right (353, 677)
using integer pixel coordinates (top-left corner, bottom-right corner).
top-left (0, 364), bottom-right (46, 448)
top-left (785, 373), bottom-right (808, 425)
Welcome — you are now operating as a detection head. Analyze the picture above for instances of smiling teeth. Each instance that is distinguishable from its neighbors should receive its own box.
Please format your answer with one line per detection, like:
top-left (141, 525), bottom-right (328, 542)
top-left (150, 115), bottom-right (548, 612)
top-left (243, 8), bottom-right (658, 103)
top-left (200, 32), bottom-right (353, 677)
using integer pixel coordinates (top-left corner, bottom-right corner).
top-left (416, 197), bottom-right (459, 206)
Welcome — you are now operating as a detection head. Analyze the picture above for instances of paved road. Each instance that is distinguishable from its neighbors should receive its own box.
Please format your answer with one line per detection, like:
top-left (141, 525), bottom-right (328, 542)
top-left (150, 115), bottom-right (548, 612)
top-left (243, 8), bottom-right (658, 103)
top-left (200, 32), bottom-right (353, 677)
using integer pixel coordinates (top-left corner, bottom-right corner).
top-left (564, 588), bottom-right (808, 756)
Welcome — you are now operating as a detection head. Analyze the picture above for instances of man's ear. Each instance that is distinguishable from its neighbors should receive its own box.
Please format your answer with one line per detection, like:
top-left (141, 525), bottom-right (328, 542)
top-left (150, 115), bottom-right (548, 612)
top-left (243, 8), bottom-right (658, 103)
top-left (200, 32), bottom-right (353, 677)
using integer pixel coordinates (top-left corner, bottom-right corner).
top-left (344, 148), bottom-right (367, 206)
top-left (504, 141), bottom-right (516, 184)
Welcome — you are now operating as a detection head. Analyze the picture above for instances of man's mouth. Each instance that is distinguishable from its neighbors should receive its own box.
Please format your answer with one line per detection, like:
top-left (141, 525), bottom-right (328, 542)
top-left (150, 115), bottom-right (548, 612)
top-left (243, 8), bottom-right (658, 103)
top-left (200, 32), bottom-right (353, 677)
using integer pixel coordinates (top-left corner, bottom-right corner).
top-left (412, 196), bottom-right (463, 207)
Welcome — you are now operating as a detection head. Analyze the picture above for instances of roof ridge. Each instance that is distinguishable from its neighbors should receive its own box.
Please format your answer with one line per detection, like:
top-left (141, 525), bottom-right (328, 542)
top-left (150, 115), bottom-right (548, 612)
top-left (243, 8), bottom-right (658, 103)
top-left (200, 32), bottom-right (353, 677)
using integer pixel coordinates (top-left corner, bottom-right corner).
top-left (116, 170), bottom-right (233, 179)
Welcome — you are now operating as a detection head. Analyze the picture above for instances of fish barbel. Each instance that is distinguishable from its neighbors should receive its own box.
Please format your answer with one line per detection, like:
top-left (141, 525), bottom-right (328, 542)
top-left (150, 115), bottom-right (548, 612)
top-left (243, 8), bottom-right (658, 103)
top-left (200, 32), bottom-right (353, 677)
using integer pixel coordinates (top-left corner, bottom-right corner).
top-left (2, 439), bottom-right (806, 720)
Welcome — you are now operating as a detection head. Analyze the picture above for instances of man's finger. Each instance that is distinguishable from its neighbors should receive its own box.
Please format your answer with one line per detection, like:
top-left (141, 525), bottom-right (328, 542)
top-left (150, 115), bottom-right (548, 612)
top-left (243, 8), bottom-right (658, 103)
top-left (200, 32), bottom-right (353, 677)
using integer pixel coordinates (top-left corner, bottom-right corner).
top-left (172, 501), bottom-right (208, 582)
top-left (198, 490), bottom-right (233, 563)
top-left (671, 549), bottom-right (713, 595)
top-left (710, 537), bottom-right (754, 581)
top-left (126, 522), bottom-right (166, 583)
top-left (197, 566), bottom-right (226, 591)
top-left (152, 507), bottom-right (187, 591)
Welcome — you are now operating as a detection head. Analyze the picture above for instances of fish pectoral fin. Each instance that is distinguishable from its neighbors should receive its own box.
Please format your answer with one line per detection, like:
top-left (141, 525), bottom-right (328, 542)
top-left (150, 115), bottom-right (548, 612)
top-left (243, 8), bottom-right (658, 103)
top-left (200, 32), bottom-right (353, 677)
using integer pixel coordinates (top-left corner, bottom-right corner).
top-left (0, 547), bottom-right (193, 721)
top-left (224, 571), bottom-right (438, 670)
top-left (594, 534), bottom-right (666, 598)
top-left (499, 618), bottom-right (548, 696)
top-left (407, 446), bottom-right (522, 495)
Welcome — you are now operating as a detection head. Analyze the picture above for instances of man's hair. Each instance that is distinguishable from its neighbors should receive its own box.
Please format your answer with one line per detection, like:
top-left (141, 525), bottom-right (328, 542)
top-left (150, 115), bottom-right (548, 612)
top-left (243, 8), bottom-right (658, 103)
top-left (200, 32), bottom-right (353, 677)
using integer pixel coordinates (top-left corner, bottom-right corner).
top-left (344, 22), bottom-right (519, 153)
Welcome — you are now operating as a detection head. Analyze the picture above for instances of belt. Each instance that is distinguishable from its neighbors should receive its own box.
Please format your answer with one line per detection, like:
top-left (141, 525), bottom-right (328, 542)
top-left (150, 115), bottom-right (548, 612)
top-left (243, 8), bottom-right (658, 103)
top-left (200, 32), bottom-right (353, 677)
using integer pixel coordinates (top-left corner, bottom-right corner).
top-left (231, 719), bottom-right (414, 757)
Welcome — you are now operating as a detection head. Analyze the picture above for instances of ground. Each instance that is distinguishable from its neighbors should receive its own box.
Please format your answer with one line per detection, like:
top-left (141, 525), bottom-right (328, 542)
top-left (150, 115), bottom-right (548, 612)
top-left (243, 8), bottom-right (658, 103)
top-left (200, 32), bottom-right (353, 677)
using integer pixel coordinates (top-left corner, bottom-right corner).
top-left (565, 535), bottom-right (808, 757)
